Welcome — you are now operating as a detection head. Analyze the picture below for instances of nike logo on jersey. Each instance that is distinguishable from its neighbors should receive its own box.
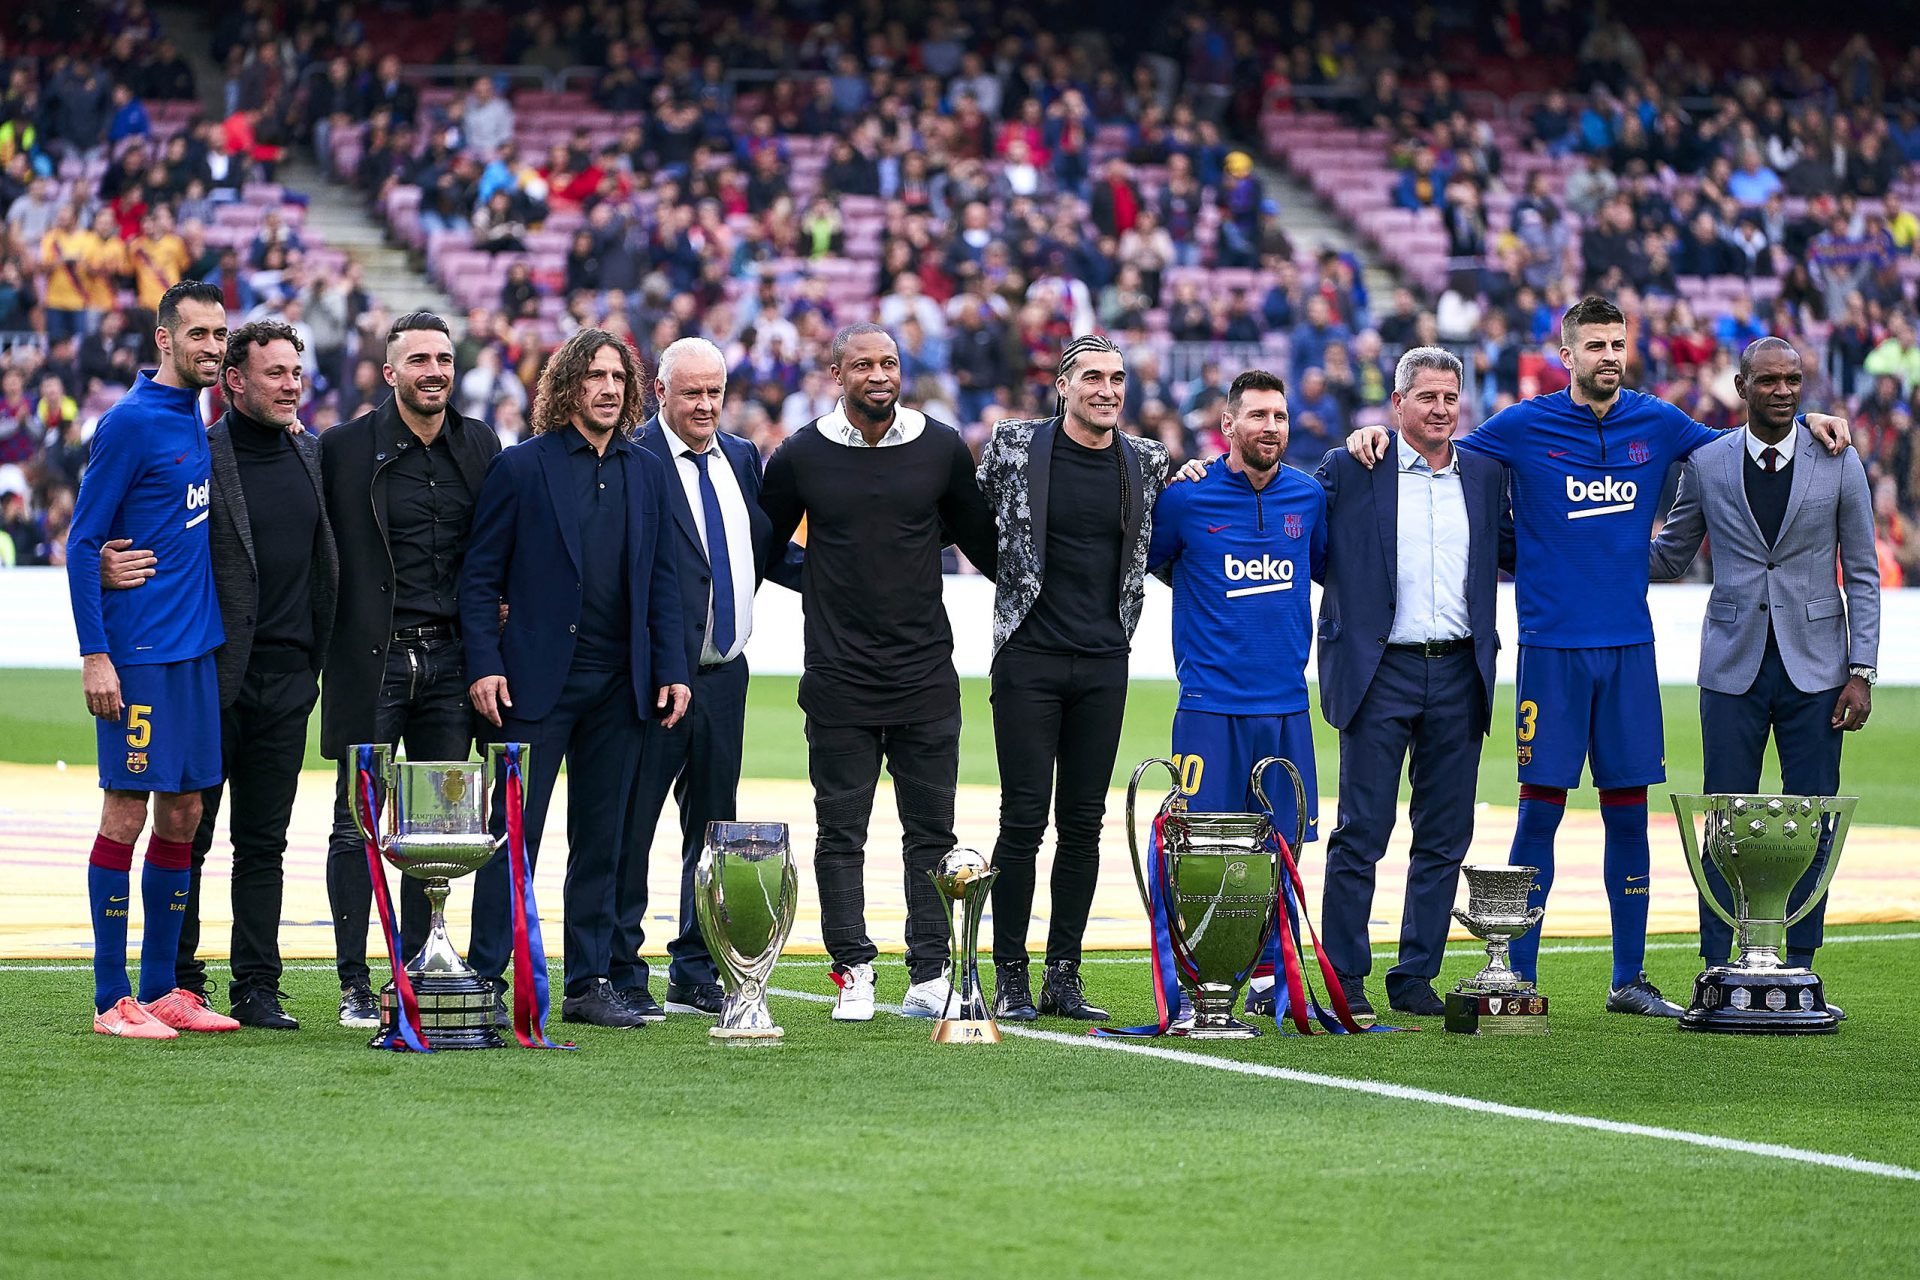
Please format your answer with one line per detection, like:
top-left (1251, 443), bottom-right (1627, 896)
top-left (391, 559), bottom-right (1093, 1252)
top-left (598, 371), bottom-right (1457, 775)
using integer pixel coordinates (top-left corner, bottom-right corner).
top-left (1207, 524), bottom-right (1231, 533)
top-left (1564, 474), bottom-right (1637, 519)
top-left (1548, 449), bottom-right (1570, 458)
top-left (175, 452), bottom-right (187, 464)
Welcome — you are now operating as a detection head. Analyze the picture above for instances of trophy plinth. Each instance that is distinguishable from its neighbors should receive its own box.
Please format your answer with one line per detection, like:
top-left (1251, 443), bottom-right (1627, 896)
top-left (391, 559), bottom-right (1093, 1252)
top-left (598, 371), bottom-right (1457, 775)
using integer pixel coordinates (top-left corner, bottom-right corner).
top-left (1672, 795), bottom-right (1853, 1036)
top-left (1445, 864), bottom-right (1550, 1036)
top-left (696, 821), bottom-right (798, 1045)
top-left (354, 745), bottom-right (523, 1051)
top-left (930, 849), bottom-right (1001, 1046)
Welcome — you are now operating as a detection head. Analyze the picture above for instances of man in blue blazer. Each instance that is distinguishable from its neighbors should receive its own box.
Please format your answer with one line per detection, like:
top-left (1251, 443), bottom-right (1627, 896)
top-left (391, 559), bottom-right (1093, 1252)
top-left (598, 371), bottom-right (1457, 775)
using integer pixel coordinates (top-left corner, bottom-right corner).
top-left (1316, 347), bottom-right (1512, 1017)
top-left (622, 337), bottom-right (799, 1019)
top-left (460, 329), bottom-right (690, 1030)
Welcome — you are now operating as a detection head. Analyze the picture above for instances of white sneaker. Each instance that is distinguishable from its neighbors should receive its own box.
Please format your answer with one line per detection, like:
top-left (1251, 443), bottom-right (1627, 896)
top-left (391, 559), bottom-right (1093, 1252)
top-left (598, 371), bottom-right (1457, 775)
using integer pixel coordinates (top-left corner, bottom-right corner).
top-left (901, 973), bottom-right (955, 1019)
top-left (831, 963), bottom-right (876, 1022)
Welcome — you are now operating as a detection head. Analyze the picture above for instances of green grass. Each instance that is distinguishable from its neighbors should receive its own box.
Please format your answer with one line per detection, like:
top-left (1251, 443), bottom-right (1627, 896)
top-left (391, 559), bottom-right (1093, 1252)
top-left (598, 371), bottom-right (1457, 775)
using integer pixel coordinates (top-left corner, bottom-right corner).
top-left (4, 670), bottom-right (1918, 820)
top-left (3, 926), bottom-right (1917, 1278)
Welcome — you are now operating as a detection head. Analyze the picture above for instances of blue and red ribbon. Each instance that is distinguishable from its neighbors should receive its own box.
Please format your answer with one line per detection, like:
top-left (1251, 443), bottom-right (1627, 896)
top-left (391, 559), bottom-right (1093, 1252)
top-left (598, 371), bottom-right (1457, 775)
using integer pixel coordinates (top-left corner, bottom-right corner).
top-left (357, 745), bottom-right (431, 1053)
top-left (502, 744), bottom-right (573, 1050)
top-left (1092, 813), bottom-right (1199, 1038)
top-left (1266, 825), bottom-right (1407, 1035)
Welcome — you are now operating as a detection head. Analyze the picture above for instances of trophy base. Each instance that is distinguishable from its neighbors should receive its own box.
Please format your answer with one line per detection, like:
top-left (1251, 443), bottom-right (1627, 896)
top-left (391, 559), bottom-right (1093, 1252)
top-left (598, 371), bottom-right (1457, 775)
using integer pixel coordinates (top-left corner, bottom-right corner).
top-left (1678, 968), bottom-right (1838, 1035)
top-left (1445, 990), bottom-right (1550, 1035)
top-left (931, 1018), bottom-right (1002, 1045)
top-left (711, 1025), bottom-right (785, 1044)
top-left (1176, 1015), bottom-right (1262, 1040)
top-left (377, 974), bottom-right (506, 1051)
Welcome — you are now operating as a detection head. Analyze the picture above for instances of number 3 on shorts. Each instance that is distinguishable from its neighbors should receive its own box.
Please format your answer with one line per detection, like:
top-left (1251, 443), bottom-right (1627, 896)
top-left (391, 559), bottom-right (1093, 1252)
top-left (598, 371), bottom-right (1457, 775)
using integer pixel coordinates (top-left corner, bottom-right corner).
top-left (1516, 699), bottom-right (1538, 745)
top-left (125, 704), bottom-right (152, 750)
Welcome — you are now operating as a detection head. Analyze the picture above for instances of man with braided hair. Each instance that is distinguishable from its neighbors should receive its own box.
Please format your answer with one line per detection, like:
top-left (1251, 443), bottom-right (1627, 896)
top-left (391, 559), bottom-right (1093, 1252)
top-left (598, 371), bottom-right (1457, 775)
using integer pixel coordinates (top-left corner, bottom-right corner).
top-left (975, 334), bottom-right (1172, 1022)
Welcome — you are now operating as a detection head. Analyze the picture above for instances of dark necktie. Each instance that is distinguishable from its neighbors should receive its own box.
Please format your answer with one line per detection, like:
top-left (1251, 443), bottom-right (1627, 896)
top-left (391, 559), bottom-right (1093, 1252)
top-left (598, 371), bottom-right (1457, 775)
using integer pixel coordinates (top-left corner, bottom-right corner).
top-left (689, 449), bottom-right (736, 656)
top-left (1762, 445), bottom-right (1780, 473)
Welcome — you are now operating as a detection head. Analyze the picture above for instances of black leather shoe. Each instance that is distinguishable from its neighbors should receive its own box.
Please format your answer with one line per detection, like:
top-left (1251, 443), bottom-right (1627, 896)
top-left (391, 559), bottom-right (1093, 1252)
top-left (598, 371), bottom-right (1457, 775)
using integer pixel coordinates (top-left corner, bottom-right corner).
top-left (488, 977), bottom-right (509, 1028)
top-left (1332, 972), bottom-right (1375, 1021)
top-left (664, 981), bottom-right (724, 1016)
top-left (616, 985), bottom-right (667, 1023)
top-left (1605, 972), bottom-right (1685, 1017)
top-left (1037, 960), bottom-right (1110, 1021)
top-left (992, 963), bottom-right (1038, 1022)
top-left (338, 983), bottom-right (380, 1029)
top-left (1388, 979), bottom-right (1446, 1016)
top-left (562, 979), bottom-right (646, 1028)
top-left (232, 987), bottom-right (299, 1030)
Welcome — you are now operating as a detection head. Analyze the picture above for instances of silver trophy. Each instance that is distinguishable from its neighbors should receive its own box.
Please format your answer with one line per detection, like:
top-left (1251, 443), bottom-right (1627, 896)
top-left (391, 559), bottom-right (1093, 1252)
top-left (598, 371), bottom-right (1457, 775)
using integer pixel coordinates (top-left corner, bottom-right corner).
top-left (1444, 864), bottom-right (1549, 1035)
top-left (1671, 794), bottom-right (1855, 1034)
top-left (694, 821), bottom-right (798, 1043)
top-left (929, 848), bottom-right (1000, 1044)
top-left (351, 742), bottom-right (526, 1050)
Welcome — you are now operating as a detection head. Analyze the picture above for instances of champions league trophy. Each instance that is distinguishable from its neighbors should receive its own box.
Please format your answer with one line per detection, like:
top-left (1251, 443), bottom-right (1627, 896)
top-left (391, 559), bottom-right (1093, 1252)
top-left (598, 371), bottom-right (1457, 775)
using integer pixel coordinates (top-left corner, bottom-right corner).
top-left (1124, 757), bottom-right (1295, 1039)
top-left (1444, 864), bottom-right (1550, 1035)
top-left (351, 743), bottom-right (527, 1050)
top-left (1670, 794), bottom-right (1855, 1035)
top-left (694, 821), bottom-right (799, 1043)
top-left (929, 849), bottom-right (1000, 1045)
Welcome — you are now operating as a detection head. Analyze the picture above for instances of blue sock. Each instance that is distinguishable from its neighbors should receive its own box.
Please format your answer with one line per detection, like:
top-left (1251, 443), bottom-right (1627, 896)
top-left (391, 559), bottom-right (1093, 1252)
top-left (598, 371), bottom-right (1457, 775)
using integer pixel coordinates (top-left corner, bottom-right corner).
top-left (137, 836), bottom-right (194, 1004)
top-left (1506, 787), bottom-right (1566, 982)
top-left (88, 835), bottom-right (136, 1013)
top-left (1599, 790), bottom-right (1651, 989)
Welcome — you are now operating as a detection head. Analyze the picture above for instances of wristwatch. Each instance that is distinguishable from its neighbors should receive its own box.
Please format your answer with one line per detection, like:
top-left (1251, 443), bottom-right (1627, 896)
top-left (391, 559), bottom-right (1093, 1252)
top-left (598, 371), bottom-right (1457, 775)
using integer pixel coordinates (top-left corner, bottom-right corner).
top-left (1849, 665), bottom-right (1877, 686)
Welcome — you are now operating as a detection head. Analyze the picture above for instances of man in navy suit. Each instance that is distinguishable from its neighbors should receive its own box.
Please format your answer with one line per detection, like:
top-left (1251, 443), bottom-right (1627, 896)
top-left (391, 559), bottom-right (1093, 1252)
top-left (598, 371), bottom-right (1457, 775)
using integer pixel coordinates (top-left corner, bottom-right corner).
top-left (460, 328), bottom-right (690, 1029)
top-left (623, 337), bottom-right (797, 1018)
top-left (1316, 347), bottom-right (1511, 1017)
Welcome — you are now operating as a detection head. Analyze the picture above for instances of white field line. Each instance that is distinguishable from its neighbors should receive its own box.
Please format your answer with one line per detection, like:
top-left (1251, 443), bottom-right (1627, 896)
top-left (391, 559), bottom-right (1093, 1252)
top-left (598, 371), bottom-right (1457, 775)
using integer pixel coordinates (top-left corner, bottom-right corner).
top-left (766, 986), bottom-right (1920, 1184)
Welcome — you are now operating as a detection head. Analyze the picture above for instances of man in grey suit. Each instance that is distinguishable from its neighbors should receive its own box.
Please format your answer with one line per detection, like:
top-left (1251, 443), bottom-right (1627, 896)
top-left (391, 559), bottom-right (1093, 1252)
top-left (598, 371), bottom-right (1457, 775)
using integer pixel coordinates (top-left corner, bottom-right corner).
top-left (1650, 337), bottom-right (1879, 988)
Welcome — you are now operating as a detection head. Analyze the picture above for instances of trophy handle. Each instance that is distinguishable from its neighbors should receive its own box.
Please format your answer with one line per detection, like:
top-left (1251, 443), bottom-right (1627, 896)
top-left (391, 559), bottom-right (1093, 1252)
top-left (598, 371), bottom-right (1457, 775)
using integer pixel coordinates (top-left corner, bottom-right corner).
top-left (1526, 906), bottom-right (1545, 927)
top-left (1785, 796), bottom-right (1856, 930)
top-left (1671, 794), bottom-right (1741, 933)
top-left (348, 743), bottom-right (394, 846)
top-left (1449, 907), bottom-right (1473, 930)
top-left (1250, 756), bottom-right (1307, 853)
top-left (1125, 758), bottom-right (1182, 914)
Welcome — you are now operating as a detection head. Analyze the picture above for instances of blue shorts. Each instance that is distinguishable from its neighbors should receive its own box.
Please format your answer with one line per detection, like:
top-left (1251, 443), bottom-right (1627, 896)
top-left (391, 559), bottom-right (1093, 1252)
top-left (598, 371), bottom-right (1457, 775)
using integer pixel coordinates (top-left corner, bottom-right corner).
top-left (1514, 643), bottom-right (1664, 790)
top-left (1169, 709), bottom-right (1319, 846)
top-left (96, 654), bottom-right (222, 793)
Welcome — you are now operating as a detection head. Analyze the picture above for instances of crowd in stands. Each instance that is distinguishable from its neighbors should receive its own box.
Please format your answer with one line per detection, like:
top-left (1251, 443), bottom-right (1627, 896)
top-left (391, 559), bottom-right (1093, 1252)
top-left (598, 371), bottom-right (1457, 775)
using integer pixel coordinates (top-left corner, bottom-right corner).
top-left (2, 2), bottom-right (1919, 584)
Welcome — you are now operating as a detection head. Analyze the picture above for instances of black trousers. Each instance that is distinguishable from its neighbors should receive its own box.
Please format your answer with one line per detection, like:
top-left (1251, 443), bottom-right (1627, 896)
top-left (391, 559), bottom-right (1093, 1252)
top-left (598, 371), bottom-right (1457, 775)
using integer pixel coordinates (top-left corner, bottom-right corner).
top-left (1321, 647), bottom-right (1484, 999)
top-left (324, 634), bottom-right (469, 988)
top-left (1698, 637), bottom-right (1844, 964)
top-left (987, 648), bottom-right (1129, 967)
top-left (806, 711), bottom-right (960, 983)
top-left (618, 655), bottom-right (748, 990)
top-left (470, 664), bottom-right (644, 998)
top-left (180, 662), bottom-right (319, 1000)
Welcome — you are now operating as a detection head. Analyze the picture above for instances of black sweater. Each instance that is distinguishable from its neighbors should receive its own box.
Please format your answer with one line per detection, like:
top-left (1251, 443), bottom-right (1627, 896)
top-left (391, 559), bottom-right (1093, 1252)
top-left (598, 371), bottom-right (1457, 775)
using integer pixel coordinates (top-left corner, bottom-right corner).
top-left (759, 418), bottom-right (998, 725)
top-left (229, 409), bottom-right (319, 662)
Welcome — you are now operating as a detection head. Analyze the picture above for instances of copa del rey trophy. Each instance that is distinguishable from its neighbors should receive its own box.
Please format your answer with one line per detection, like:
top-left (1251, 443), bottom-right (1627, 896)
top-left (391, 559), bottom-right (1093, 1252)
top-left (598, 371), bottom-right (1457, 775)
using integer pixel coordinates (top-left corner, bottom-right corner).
top-left (1444, 864), bottom-right (1550, 1035)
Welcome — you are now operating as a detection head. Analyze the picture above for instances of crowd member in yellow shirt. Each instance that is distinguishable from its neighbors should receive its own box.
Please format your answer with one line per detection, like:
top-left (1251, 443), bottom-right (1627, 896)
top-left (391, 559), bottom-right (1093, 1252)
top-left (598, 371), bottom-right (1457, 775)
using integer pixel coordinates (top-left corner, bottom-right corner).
top-left (126, 206), bottom-right (189, 321)
top-left (38, 205), bottom-right (96, 339)
top-left (1881, 192), bottom-right (1919, 254)
top-left (82, 207), bottom-right (126, 314)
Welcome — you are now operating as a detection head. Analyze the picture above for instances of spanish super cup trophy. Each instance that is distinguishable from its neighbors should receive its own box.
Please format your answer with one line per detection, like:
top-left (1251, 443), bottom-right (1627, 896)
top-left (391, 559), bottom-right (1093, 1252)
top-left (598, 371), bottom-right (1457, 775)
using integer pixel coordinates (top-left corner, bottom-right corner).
top-left (351, 743), bottom-right (526, 1050)
top-left (1670, 794), bottom-right (1855, 1035)
top-left (693, 821), bottom-right (798, 1043)
top-left (929, 848), bottom-right (1000, 1044)
top-left (1444, 864), bottom-right (1550, 1035)
top-left (1126, 756), bottom-right (1298, 1038)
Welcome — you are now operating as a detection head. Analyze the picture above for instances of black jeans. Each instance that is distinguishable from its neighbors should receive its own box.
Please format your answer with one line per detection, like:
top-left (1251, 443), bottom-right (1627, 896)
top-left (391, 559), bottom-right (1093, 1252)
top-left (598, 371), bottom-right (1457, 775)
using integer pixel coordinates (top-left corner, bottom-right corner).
top-left (807, 712), bottom-right (961, 983)
top-left (181, 662), bottom-right (319, 1000)
top-left (987, 649), bottom-right (1130, 967)
top-left (325, 634), bottom-right (471, 988)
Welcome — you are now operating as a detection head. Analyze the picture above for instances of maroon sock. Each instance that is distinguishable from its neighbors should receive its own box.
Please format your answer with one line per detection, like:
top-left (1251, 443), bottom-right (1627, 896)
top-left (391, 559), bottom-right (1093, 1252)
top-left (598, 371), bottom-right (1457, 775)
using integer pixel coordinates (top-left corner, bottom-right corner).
top-left (144, 836), bottom-right (193, 871)
top-left (90, 834), bottom-right (135, 871)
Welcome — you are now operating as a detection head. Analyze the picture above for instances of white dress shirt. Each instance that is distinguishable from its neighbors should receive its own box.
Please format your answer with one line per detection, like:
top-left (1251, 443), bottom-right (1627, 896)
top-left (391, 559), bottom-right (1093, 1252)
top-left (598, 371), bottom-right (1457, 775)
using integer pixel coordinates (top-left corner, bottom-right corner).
top-left (815, 399), bottom-right (927, 448)
top-left (1387, 434), bottom-right (1472, 645)
top-left (1744, 424), bottom-right (1796, 469)
top-left (670, 433), bottom-right (757, 666)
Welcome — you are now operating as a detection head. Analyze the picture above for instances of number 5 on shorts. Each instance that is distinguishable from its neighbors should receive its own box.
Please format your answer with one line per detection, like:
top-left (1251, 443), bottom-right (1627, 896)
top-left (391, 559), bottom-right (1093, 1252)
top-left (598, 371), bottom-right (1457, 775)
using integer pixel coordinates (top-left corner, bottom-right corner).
top-left (125, 704), bottom-right (152, 749)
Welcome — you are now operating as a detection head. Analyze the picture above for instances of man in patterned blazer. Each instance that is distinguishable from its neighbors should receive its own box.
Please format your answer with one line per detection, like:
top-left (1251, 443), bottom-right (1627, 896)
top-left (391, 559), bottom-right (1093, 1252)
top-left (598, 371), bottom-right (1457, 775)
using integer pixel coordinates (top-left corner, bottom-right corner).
top-left (975, 335), bottom-right (1172, 1022)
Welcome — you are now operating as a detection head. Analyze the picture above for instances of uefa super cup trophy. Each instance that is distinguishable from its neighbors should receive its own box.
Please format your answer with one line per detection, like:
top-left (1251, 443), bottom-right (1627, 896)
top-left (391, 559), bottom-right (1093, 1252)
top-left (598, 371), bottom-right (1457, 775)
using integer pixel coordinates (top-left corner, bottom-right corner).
top-left (1444, 864), bottom-right (1550, 1035)
top-left (929, 848), bottom-right (1000, 1045)
top-left (694, 821), bottom-right (798, 1043)
top-left (1671, 794), bottom-right (1855, 1035)
top-left (351, 742), bottom-right (526, 1050)
top-left (1125, 756), bottom-right (1295, 1038)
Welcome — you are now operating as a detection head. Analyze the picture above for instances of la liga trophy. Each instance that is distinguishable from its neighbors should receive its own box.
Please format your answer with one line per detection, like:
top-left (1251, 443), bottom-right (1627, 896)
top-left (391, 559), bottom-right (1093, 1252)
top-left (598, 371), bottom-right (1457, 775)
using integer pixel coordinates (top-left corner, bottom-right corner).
top-left (928, 848), bottom-right (1000, 1044)
top-left (1444, 864), bottom-right (1550, 1035)
top-left (1670, 794), bottom-right (1854, 1035)
top-left (694, 821), bottom-right (799, 1044)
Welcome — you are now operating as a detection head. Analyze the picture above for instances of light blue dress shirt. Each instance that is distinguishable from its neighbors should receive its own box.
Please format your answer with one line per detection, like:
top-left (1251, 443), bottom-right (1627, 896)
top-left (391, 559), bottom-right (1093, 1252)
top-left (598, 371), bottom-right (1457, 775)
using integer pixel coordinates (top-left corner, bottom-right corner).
top-left (1387, 434), bottom-right (1472, 645)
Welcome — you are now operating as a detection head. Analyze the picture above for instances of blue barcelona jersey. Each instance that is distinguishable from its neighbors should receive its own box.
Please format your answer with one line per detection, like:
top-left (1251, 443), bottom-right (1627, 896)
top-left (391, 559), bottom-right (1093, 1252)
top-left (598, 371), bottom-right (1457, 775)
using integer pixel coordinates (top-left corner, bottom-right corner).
top-left (66, 371), bottom-right (224, 665)
top-left (1456, 388), bottom-right (1717, 649)
top-left (1149, 460), bottom-right (1326, 716)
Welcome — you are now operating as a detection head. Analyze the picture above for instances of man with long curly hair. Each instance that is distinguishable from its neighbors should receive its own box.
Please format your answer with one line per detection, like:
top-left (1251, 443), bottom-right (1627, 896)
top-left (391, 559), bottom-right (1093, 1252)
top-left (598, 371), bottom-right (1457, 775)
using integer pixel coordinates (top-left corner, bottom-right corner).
top-left (460, 328), bottom-right (691, 1030)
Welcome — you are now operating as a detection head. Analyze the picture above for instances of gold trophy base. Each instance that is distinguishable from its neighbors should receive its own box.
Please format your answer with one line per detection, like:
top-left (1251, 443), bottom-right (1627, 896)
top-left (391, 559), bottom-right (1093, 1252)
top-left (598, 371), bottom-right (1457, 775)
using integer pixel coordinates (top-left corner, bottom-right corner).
top-left (710, 1025), bottom-right (784, 1043)
top-left (932, 1018), bottom-right (1002, 1044)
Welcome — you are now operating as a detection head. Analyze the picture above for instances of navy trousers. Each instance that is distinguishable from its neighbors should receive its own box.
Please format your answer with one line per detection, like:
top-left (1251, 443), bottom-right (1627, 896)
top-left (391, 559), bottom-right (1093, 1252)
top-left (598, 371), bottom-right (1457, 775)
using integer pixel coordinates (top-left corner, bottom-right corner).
top-left (1321, 647), bottom-right (1483, 999)
top-left (1697, 637), bottom-right (1843, 964)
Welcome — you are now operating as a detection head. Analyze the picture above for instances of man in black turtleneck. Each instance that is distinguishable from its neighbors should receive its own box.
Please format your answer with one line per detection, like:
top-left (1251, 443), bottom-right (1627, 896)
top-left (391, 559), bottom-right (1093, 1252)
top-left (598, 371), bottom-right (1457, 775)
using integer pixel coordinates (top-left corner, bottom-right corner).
top-left (99, 320), bottom-right (338, 1028)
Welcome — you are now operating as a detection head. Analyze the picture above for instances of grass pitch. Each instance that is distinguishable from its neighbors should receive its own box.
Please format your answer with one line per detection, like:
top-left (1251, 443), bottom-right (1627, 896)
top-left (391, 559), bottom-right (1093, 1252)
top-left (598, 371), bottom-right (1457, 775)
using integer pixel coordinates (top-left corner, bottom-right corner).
top-left (2, 927), bottom-right (1917, 1279)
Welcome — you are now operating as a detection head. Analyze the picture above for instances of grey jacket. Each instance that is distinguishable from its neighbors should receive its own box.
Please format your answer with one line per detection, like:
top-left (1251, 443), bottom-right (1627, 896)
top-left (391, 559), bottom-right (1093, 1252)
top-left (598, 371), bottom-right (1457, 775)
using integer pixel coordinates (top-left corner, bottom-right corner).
top-left (1649, 424), bottom-right (1878, 696)
top-left (976, 415), bottom-right (1171, 657)
top-left (207, 415), bottom-right (339, 708)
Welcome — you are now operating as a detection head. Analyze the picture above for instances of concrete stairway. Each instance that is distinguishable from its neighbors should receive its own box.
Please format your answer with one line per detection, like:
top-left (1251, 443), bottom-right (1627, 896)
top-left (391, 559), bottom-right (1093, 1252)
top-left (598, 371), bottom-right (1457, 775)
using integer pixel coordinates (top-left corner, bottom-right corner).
top-left (1256, 158), bottom-right (1401, 312)
top-left (277, 156), bottom-right (457, 318)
